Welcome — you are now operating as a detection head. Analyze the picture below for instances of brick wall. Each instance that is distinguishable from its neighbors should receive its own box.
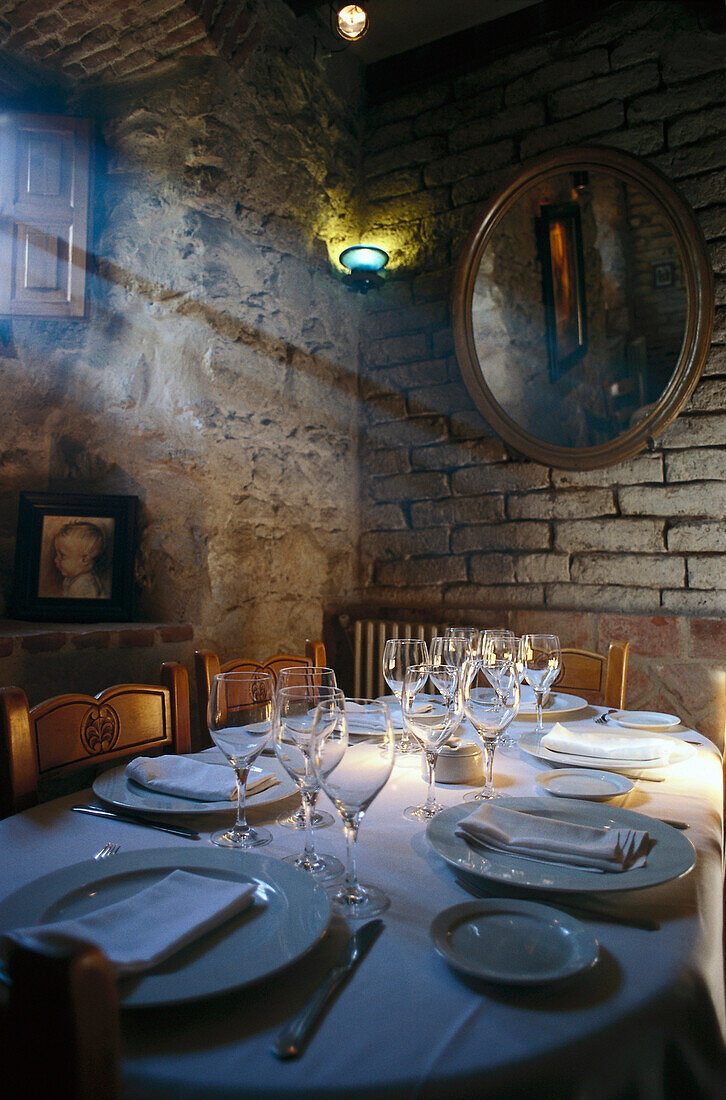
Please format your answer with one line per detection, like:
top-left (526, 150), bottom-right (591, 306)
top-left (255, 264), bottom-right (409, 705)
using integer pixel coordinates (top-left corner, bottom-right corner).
top-left (359, 0), bottom-right (726, 623)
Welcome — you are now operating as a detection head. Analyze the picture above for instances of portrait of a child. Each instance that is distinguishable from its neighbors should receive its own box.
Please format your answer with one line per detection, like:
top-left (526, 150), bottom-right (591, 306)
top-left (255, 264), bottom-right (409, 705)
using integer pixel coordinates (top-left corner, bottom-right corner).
top-left (37, 516), bottom-right (114, 600)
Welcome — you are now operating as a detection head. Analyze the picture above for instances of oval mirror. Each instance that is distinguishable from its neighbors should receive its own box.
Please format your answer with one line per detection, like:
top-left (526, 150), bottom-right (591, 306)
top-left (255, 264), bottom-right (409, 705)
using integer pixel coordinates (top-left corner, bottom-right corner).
top-left (453, 146), bottom-right (714, 469)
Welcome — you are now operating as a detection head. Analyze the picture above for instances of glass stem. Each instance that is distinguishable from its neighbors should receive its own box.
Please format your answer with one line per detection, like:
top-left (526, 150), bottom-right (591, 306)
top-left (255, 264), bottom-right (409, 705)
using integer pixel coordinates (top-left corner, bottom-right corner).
top-left (302, 789), bottom-right (317, 859)
top-left (425, 750), bottom-right (437, 811)
top-left (481, 740), bottom-right (495, 796)
top-left (534, 689), bottom-right (544, 733)
top-left (343, 819), bottom-right (360, 894)
top-left (234, 765), bottom-right (250, 832)
top-left (398, 693), bottom-right (411, 752)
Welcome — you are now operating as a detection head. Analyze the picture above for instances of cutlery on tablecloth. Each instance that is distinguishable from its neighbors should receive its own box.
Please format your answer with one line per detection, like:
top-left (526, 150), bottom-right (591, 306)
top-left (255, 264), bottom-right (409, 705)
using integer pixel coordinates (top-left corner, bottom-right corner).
top-left (272, 919), bottom-right (384, 1059)
top-left (454, 875), bottom-right (659, 931)
top-left (72, 805), bottom-right (200, 840)
top-left (94, 842), bottom-right (120, 860)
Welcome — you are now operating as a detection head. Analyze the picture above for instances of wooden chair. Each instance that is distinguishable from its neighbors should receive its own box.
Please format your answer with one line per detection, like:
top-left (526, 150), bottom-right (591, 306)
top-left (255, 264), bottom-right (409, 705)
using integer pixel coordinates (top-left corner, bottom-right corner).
top-left (2, 936), bottom-right (120, 1100)
top-left (194, 639), bottom-right (326, 739)
top-left (556, 641), bottom-right (629, 708)
top-left (0, 662), bottom-right (191, 818)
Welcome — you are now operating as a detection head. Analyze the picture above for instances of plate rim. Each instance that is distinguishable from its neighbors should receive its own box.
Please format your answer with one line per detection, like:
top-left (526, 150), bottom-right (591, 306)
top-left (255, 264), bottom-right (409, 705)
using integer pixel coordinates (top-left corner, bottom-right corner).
top-left (92, 757), bottom-right (298, 817)
top-left (431, 898), bottom-right (599, 984)
top-left (519, 729), bottom-right (695, 774)
top-left (426, 797), bottom-right (696, 894)
top-left (535, 768), bottom-right (634, 801)
top-left (0, 846), bottom-right (331, 1007)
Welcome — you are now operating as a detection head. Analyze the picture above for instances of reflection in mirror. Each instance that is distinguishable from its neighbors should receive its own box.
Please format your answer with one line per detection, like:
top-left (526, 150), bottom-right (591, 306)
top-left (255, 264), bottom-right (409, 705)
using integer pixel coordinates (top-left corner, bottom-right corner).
top-left (472, 169), bottom-right (687, 449)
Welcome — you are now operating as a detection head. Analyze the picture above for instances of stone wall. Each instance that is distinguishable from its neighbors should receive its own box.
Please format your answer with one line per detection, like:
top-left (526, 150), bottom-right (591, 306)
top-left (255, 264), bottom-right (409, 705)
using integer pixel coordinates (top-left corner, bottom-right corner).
top-left (0, 2), bottom-right (365, 668)
top-left (359, 0), bottom-right (726, 621)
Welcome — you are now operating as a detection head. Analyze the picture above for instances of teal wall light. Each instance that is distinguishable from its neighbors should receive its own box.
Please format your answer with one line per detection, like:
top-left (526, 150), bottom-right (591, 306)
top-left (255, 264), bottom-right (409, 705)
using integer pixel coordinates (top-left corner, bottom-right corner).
top-left (339, 245), bottom-right (389, 293)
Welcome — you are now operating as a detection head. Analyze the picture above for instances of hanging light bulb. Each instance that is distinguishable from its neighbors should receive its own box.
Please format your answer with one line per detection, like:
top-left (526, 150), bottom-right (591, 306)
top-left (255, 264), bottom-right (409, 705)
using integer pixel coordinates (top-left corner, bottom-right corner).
top-left (335, 4), bottom-right (369, 42)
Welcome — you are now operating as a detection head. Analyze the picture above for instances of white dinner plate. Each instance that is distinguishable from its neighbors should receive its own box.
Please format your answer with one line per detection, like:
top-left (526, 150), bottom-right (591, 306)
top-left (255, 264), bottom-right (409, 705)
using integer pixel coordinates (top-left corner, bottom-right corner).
top-left (426, 797), bottom-right (695, 894)
top-left (93, 752), bottom-right (297, 817)
top-left (0, 847), bottom-right (330, 1008)
top-left (517, 692), bottom-right (588, 720)
top-left (609, 710), bottom-right (681, 732)
top-left (535, 768), bottom-right (634, 802)
top-left (519, 730), bottom-right (696, 776)
top-left (431, 899), bottom-right (599, 984)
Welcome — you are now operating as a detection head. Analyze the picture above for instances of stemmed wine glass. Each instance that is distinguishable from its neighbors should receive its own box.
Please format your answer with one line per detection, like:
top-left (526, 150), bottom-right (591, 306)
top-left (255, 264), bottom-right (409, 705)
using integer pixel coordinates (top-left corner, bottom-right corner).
top-left (274, 685), bottom-right (345, 881)
top-left (519, 634), bottom-right (561, 734)
top-left (382, 638), bottom-right (428, 755)
top-left (463, 662), bottom-right (520, 801)
top-left (480, 629), bottom-right (518, 747)
top-left (207, 670), bottom-right (275, 849)
top-left (401, 663), bottom-right (463, 821)
top-left (276, 666), bottom-right (337, 831)
top-left (312, 697), bottom-right (394, 918)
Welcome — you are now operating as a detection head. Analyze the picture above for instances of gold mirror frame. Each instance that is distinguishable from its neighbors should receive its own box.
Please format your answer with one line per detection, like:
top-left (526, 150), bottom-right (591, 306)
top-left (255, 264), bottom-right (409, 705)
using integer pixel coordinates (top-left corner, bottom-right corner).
top-left (453, 146), bottom-right (714, 469)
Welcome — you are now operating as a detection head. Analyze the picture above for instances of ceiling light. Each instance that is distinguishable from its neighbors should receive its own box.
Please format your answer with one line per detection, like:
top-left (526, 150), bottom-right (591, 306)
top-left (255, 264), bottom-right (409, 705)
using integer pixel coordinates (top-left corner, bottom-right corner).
top-left (335, 4), bottom-right (369, 42)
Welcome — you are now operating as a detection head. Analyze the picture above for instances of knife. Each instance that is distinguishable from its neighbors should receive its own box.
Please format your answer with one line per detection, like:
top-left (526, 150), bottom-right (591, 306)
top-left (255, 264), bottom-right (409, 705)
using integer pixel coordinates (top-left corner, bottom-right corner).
top-left (272, 919), bottom-right (384, 1059)
top-left (72, 805), bottom-right (200, 840)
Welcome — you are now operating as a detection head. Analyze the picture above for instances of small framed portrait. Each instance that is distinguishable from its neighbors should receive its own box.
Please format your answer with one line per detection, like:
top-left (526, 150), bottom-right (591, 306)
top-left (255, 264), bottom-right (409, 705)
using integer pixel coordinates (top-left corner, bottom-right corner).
top-left (653, 262), bottom-right (675, 288)
top-left (11, 492), bottom-right (138, 622)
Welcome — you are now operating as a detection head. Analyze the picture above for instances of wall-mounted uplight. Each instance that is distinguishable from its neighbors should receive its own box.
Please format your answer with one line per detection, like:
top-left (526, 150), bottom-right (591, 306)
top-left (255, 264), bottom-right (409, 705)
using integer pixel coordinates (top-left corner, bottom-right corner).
top-left (339, 245), bottom-right (389, 293)
top-left (335, 4), bottom-right (369, 42)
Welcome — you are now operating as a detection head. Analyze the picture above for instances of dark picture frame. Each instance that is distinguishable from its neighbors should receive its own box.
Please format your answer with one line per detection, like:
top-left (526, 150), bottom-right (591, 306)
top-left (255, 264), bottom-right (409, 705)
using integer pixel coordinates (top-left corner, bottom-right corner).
top-left (11, 492), bottom-right (138, 622)
top-left (535, 201), bottom-right (588, 382)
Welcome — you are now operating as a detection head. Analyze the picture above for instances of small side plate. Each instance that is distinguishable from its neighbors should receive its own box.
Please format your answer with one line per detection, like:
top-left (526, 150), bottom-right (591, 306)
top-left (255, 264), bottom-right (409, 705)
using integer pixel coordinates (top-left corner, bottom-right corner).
top-left (609, 711), bottom-right (680, 732)
top-left (536, 768), bottom-right (634, 802)
top-left (431, 899), bottom-right (598, 985)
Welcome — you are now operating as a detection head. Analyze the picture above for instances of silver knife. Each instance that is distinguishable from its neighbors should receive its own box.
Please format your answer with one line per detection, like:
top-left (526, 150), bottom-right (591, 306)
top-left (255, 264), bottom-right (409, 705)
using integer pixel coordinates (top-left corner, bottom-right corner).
top-left (72, 805), bottom-right (200, 840)
top-left (272, 919), bottom-right (384, 1059)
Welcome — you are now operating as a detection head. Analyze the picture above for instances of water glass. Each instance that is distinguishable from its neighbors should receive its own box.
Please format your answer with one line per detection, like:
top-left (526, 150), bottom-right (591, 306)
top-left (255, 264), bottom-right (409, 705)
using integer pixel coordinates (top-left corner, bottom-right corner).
top-left (401, 663), bottom-right (462, 821)
top-left (275, 666), bottom-right (337, 830)
top-left (207, 670), bottom-right (275, 849)
top-left (464, 663), bottom-right (520, 800)
top-left (480, 629), bottom-right (518, 746)
top-left (519, 634), bottom-right (561, 733)
top-left (274, 685), bottom-right (345, 881)
top-left (312, 698), bottom-right (394, 918)
top-left (382, 637), bottom-right (428, 754)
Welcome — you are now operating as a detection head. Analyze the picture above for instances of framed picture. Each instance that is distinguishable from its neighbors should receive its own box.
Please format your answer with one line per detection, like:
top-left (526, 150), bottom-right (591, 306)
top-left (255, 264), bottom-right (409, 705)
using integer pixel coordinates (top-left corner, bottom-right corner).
top-left (653, 262), bottom-right (674, 288)
top-left (535, 201), bottom-right (588, 382)
top-left (10, 492), bottom-right (138, 622)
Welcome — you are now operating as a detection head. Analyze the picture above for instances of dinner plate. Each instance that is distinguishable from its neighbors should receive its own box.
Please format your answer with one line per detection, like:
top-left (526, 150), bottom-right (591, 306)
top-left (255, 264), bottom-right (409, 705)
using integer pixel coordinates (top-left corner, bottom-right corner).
top-left (93, 752), bottom-right (298, 817)
top-left (426, 797), bottom-right (695, 894)
top-left (535, 768), bottom-right (634, 801)
top-left (519, 730), bottom-right (695, 776)
top-left (0, 847), bottom-right (330, 1008)
top-left (431, 899), bottom-right (599, 984)
top-left (517, 692), bottom-right (588, 720)
top-left (609, 710), bottom-right (681, 732)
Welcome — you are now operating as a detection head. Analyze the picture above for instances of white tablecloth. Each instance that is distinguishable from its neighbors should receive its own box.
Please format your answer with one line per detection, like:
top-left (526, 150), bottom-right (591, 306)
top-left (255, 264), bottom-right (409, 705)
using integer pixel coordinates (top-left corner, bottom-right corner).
top-left (0, 710), bottom-right (724, 1098)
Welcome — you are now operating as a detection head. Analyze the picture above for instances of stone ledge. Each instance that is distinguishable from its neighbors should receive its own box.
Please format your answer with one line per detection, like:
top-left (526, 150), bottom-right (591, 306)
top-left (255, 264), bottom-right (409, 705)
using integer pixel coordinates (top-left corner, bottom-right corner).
top-left (0, 620), bottom-right (194, 657)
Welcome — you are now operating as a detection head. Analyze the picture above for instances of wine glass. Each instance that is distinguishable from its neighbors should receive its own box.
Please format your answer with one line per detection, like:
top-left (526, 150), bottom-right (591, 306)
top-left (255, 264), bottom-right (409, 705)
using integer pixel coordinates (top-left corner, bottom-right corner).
top-left (207, 670), bottom-right (275, 849)
top-left (401, 663), bottom-right (463, 821)
top-left (275, 666), bottom-right (337, 831)
top-left (274, 685), bottom-right (345, 881)
top-left (382, 638), bottom-right (428, 754)
top-left (432, 632), bottom-right (479, 699)
top-left (312, 698), bottom-right (394, 918)
top-left (519, 634), bottom-right (561, 733)
top-left (464, 662), bottom-right (520, 801)
top-left (480, 629), bottom-right (518, 747)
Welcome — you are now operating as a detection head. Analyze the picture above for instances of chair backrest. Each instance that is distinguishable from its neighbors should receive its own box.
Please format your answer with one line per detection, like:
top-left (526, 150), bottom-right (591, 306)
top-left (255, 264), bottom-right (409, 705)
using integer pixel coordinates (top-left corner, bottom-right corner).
top-left (3, 936), bottom-right (119, 1100)
top-left (556, 641), bottom-right (629, 708)
top-left (194, 640), bottom-right (326, 741)
top-left (0, 662), bottom-right (191, 818)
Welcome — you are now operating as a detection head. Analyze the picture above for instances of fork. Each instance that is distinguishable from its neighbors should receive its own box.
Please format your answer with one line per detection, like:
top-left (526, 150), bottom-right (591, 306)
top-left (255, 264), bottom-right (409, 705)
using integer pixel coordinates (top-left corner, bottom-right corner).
top-left (94, 842), bottom-right (120, 860)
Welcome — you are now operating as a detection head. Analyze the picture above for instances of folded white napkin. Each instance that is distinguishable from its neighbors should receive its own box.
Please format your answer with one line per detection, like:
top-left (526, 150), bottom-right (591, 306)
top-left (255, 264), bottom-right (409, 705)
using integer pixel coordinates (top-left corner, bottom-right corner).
top-left (126, 755), bottom-right (278, 802)
top-left (542, 722), bottom-right (678, 764)
top-left (5, 870), bottom-right (257, 975)
top-left (455, 804), bottom-right (650, 872)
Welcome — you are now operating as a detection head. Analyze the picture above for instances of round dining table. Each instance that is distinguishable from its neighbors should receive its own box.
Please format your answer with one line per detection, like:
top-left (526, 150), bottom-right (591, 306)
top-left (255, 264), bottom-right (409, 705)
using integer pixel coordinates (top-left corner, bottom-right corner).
top-left (0, 705), bottom-right (724, 1099)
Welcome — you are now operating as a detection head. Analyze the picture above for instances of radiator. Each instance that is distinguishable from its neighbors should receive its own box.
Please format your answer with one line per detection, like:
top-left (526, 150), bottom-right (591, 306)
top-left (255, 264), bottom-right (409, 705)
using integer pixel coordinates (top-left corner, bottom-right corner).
top-left (351, 618), bottom-right (449, 699)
